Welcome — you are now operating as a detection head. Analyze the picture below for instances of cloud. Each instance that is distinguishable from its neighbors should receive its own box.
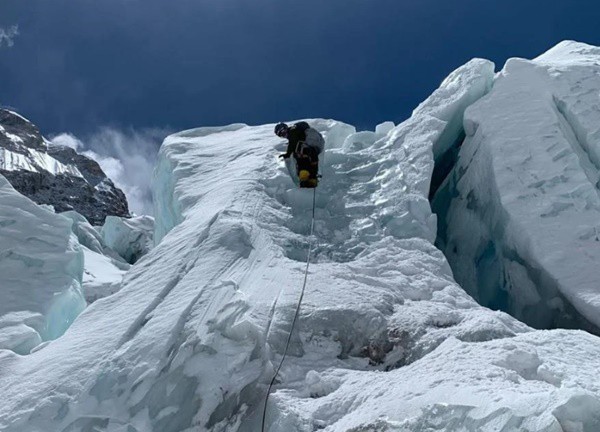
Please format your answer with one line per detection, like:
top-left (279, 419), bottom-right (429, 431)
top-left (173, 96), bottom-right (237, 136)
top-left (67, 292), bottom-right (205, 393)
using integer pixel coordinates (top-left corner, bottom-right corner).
top-left (50, 127), bottom-right (170, 216)
top-left (50, 133), bottom-right (83, 150)
top-left (0, 25), bottom-right (19, 48)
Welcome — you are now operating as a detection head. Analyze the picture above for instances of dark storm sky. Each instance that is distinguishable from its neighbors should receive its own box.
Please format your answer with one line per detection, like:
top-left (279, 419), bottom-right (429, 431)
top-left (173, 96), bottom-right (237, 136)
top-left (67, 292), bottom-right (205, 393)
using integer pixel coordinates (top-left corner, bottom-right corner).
top-left (1, 0), bottom-right (600, 135)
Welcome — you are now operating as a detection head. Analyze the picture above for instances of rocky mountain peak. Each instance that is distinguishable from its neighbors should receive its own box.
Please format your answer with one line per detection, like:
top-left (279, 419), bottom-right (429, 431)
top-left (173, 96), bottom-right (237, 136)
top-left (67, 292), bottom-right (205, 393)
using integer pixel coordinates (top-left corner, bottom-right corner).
top-left (0, 109), bottom-right (130, 225)
top-left (0, 108), bottom-right (46, 153)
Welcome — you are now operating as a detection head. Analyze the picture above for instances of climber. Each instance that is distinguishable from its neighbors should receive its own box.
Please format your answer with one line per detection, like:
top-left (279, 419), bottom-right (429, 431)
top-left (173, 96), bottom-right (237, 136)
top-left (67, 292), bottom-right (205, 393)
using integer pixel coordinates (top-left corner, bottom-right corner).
top-left (275, 121), bottom-right (324, 188)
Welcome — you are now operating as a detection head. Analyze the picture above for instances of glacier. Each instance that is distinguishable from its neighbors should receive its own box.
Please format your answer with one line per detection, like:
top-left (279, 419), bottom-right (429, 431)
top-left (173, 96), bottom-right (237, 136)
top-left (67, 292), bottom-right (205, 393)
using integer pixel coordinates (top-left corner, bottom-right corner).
top-left (2, 41), bottom-right (600, 432)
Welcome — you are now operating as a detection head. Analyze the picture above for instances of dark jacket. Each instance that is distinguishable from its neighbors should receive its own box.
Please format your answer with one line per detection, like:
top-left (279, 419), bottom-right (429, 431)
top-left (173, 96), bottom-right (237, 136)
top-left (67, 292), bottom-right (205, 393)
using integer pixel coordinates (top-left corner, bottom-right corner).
top-left (282, 121), bottom-right (310, 158)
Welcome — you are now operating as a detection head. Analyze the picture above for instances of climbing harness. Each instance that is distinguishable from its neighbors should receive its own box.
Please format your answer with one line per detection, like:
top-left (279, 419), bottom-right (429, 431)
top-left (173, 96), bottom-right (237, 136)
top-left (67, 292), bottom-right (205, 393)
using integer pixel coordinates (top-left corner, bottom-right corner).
top-left (261, 188), bottom-right (317, 432)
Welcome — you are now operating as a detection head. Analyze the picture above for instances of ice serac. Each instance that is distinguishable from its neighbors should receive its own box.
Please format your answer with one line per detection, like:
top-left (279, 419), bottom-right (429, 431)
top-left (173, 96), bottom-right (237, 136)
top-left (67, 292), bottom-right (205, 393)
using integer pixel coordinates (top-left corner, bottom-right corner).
top-left (432, 41), bottom-right (600, 332)
top-left (0, 176), bottom-right (85, 354)
top-left (80, 246), bottom-right (130, 303)
top-left (0, 109), bottom-right (129, 225)
top-left (142, 110), bottom-right (527, 431)
top-left (101, 215), bottom-right (154, 264)
top-left (62, 211), bottom-right (131, 302)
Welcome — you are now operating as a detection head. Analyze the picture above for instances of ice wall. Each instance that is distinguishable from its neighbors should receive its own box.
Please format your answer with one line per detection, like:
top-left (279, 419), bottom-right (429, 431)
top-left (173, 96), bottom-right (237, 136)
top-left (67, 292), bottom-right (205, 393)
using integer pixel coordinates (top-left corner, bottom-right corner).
top-left (62, 210), bottom-right (106, 254)
top-left (0, 176), bottom-right (86, 353)
top-left (152, 123), bottom-right (248, 244)
top-left (432, 41), bottom-right (600, 332)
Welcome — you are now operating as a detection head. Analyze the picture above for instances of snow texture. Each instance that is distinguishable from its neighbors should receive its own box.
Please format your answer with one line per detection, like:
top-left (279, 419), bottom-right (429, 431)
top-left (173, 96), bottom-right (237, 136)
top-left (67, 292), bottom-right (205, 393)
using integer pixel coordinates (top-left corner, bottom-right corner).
top-left (0, 176), bottom-right (86, 354)
top-left (2, 41), bottom-right (600, 432)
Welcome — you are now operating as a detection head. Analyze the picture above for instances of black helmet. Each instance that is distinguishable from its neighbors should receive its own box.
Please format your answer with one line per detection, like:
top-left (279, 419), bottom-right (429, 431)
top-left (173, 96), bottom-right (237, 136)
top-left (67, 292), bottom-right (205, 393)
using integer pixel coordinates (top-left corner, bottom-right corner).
top-left (274, 122), bottom-right (288, 137)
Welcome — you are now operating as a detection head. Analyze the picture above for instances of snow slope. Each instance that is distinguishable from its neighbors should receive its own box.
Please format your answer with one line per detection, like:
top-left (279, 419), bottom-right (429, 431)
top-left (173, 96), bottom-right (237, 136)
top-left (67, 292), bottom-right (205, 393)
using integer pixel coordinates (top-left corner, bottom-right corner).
top-left (433, 41), bottom-right (600, 332)
top-left (2, 42), bottom-right (600, 432)
top-left (0, 176), bottom-right (86, 354)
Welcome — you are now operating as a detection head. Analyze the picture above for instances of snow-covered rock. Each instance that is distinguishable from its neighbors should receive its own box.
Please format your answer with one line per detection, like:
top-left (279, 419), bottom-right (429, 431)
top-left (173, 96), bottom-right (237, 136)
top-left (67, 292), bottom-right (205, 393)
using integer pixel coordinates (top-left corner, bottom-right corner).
top-left (0, 176), bottom-right (86, 354)
top-left (0, 109), bottom-right (129, 225)
top-left (432, 41), bottom-right (600, 332)
top-left (2, 41), bottom-right (600, 432)
top-left (101, 215), bottom-right (154, 264)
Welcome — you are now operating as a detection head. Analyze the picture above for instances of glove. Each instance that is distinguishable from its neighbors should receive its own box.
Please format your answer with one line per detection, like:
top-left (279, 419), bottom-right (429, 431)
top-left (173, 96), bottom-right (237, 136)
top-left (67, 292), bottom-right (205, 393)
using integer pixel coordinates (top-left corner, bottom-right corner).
top-left (279, 153), bottom-right (289, 159)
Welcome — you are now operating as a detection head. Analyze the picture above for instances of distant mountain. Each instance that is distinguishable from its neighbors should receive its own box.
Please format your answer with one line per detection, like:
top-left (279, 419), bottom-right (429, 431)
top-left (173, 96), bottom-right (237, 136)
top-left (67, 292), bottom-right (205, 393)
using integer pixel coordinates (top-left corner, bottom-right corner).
top-left (0, 109), bottom-right (129, 225)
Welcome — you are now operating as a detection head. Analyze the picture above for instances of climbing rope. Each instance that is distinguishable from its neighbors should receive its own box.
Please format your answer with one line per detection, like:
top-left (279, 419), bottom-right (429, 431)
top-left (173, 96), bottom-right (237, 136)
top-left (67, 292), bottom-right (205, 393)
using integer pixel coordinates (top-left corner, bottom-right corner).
top-left (261, 187), bottom-right (317, 432)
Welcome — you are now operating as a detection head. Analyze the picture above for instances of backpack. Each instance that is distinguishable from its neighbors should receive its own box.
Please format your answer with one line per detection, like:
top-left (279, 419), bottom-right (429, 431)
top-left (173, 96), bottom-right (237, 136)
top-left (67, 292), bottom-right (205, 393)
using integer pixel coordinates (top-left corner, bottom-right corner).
top-left (304, 128), bottom-right (325, 155)
top-left (293, 122), bottom-right (325, 156)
